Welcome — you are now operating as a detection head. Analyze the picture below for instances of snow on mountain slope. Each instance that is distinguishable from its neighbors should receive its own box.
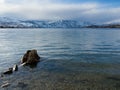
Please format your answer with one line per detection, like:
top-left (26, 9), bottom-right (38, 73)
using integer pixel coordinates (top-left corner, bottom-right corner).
top-left (0, 17), bottom-right (92, 28)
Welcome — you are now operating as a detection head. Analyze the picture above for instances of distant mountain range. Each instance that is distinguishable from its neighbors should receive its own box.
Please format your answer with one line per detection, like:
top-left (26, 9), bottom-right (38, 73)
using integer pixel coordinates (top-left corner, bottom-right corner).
top-left (0, 17), bottom-right (120, 28)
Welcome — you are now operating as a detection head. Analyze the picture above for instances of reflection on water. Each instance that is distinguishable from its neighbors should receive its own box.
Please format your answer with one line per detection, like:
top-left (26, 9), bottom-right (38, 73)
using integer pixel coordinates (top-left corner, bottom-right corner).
top-left (0, 28), bottom-right (120, 89)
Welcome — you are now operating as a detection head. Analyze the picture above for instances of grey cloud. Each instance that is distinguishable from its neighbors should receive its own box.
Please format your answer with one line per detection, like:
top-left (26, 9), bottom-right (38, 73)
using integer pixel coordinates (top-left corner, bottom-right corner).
top-left (0, 0), bottom-right (120, 24)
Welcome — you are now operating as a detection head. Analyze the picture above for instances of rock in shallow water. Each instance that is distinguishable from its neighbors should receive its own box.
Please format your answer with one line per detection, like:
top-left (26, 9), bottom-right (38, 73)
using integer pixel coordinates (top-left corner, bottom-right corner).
top-left (21, 50), bottom-right (40, 65)
top-left (3, 64), bottom-right (18, 75)
top-left (3, 68), bottom-right (13, 74)
top-left (13, 64), bottom-right (18, 71)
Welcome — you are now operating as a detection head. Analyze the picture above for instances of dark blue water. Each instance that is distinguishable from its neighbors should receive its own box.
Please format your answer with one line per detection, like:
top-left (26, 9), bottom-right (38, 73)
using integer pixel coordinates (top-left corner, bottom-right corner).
top-left (0, 28), bottom-right (120, 73)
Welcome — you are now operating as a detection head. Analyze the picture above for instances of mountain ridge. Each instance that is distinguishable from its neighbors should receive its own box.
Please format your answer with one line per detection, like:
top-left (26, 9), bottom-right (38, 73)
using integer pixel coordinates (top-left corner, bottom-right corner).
top-left (0, 17), bottom-right (120, 28)
top-left (0, 17), bottom-right (92, 28)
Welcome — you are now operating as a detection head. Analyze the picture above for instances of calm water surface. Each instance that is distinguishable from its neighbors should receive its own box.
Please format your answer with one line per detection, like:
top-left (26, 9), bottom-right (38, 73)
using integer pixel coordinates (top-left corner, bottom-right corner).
top-left (0, 28), bottom-right (120, 90)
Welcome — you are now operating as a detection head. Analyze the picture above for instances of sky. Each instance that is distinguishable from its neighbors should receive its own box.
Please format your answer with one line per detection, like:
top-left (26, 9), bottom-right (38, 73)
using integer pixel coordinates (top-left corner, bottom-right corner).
top-left (0, 0), bottom-right (120, 24)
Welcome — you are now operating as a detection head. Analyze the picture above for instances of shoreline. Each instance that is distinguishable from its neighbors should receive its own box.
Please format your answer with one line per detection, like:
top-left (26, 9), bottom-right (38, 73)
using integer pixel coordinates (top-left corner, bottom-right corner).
top-left (0, 59), bottom-right (120, 90)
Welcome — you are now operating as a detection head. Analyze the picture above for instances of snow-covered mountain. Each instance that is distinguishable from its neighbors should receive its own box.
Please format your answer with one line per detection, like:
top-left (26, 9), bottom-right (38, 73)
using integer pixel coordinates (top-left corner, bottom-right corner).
top-left (1, 17), bottom-right (120, 28)
top-left (0, 17), bottom-right (92, 28)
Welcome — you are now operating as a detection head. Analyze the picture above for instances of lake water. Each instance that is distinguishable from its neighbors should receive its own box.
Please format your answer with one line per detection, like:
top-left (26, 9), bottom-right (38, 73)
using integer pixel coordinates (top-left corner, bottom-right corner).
top-left (0, 28), bottom-right (120, 90)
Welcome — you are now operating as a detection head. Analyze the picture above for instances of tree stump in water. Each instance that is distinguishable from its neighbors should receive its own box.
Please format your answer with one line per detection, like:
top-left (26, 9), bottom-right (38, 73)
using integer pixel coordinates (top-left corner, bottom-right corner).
top-left (21, 50), bottom-right (40, 65)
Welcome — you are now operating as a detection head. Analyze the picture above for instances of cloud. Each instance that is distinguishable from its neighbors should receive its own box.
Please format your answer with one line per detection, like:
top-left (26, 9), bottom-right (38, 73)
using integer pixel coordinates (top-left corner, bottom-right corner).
top-left (0, 0), bottom-right (120, 23)
top-left (17, 3), bottom-right (98, 20)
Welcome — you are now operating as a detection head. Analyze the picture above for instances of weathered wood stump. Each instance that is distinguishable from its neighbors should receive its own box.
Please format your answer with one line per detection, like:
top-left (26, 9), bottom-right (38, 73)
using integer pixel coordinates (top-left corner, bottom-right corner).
top-left (21, 50), bottom-right (40, 65)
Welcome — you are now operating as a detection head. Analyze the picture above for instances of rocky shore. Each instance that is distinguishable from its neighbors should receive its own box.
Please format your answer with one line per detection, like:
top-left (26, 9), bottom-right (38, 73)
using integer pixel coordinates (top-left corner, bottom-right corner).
top-left (1, 49), bottom-right (40, 88)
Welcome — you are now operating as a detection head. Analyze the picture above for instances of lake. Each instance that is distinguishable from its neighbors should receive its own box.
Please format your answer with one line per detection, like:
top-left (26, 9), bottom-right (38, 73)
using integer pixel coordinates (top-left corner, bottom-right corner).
top-left (0, 28), bottom-right (120, 90)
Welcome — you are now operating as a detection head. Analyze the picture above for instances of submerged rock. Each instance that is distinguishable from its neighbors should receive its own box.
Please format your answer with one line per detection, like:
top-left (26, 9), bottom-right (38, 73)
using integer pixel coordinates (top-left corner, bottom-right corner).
top-left (2, 65), bottom-right (18, 75)
top-left (17, 82), bottom-right (28, 88)
top-left (1, 74), bottom-right (4, 77)
top-left (3, 68), bottom-right (13, 74)
top-left (13, 64), bottom-right (18, 71)
top-left (21, 50), bottom-right (40, 65)
top-left (1, 83), bottom-right (10, 88)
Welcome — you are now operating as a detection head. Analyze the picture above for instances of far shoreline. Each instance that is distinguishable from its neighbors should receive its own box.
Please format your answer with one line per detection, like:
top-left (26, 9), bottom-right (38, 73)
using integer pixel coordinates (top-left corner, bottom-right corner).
top-left (0, 27), bottom-right (120, 29)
